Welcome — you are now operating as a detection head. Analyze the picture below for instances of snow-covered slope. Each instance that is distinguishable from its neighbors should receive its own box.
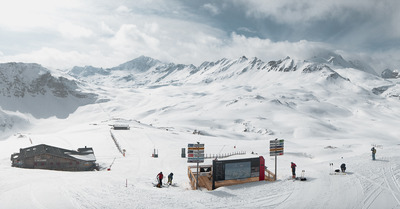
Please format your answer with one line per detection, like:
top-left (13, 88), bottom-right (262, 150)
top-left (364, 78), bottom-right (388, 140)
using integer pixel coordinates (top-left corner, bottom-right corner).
top-left (1, 52), bottom-right (400, 208)
top-left (68, 53), bottom-right (377, 87)
top-left (0, 63), bottom-right (98, 138)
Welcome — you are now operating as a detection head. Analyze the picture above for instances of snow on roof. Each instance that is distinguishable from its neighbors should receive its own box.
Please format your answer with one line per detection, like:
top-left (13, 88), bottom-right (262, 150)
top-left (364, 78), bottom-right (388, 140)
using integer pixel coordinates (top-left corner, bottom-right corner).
top-left (216, 154), bottom-right (261, 161)
top-left (67, 153), bottom-right (96, 161)
top-left (113, 124), bottom-right (129, 127)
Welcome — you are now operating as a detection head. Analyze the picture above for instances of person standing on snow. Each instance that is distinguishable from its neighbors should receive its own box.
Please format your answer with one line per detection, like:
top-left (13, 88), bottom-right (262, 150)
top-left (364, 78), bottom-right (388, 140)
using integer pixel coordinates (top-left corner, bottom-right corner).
top-left (156, 172), bottom-right (163, 187)
top-left (291, 162), bottom-right (297, 178)
top-left (371, 147), bottom-right (376, 160)
top-left (168, 172), bottom-right (173, 185)
top-left (340, 163), bottom-right (346, 173)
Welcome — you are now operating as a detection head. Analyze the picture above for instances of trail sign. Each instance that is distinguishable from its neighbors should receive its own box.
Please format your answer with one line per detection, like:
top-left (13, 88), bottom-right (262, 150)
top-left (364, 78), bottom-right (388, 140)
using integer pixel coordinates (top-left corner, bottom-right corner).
top-left (270, 139), bottom-right (284, 156)
top-left (187, 143), bottom-right (204, 163)
top-left (270, 139), bottom-right (284, 181)
top-left (188, 142), bottom-right (204, 190)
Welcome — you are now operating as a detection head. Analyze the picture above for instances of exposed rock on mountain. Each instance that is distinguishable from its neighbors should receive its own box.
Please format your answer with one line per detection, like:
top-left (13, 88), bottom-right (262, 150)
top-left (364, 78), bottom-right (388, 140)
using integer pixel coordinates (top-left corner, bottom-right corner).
top-left (381, 68), bottom-right (399, 79)
top-left (0, 63), bottom-right (97, 119)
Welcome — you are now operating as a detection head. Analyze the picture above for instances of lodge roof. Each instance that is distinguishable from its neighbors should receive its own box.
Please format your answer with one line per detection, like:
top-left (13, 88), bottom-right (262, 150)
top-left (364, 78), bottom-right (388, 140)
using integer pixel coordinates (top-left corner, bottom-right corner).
top-left (19, 144), bottom-right (96, 162)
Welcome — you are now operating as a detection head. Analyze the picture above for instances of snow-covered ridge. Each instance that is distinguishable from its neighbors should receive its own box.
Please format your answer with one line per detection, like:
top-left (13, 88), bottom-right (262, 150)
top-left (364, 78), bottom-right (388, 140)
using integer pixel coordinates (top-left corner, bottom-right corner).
top-left (0, 62), bottom-right (95, 98)
top-left (68, 52), bottom-right (372, 87)
top-left (1, 52), bottom-right (398, 137)
top-left (0, 62), bottom-right (98, 120)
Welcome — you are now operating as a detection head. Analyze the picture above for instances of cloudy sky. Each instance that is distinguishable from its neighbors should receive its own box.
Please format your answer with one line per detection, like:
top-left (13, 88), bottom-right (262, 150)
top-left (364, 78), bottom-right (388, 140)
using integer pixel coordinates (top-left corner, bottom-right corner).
top-left (0, 0), bottom-right (399, 71)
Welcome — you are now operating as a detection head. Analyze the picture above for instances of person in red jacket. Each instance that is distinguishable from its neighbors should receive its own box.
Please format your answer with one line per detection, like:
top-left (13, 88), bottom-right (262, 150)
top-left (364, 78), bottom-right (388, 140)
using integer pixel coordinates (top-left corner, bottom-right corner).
top-left (156, 172), bottom-right (163, 187)
top-left (291, 162), bottom-right (297, 178)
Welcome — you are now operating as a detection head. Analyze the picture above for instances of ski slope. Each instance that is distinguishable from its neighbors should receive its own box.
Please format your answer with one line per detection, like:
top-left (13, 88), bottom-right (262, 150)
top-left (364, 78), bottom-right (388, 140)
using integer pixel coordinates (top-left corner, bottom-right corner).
top-left (1, 61), bottom-right (400, 208)
top-left (1, 115), bottom-right (399, 209)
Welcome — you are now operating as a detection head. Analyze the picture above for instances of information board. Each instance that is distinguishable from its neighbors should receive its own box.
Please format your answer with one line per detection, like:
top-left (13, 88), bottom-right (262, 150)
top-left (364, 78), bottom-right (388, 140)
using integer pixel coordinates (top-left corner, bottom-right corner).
top-left (187, 143), bottom-right (204, 163)
top-left (213, 157), bottom-right (260, 181)
top-left (270, 139), bottom-right (284, 156)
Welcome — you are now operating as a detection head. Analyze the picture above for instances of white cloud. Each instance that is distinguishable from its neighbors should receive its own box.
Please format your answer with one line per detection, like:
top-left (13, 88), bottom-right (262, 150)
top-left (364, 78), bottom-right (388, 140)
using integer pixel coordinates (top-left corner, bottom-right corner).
top-left (0, 47), bottom-right (92, 69)
top-left (217, 33), bottom-right (331, 62)
top-left (232, 0), bottom-right (371, 24)
top-left (116, 5), bottom-right (132, 13)
top-left (237, 27), bottom-right (256, 34)
top-left (202, 3), bottom-right (220, 16)
top-left (58, 22), bottom-right (93, 39)
top-left (0, 0), bottom-right (399, 72)
top-left (100, 21), bottom-right (115, 35)
top-left (109, 24), bottom-right (160, 54)
top-left (0, 0), bottom-right (82, 31)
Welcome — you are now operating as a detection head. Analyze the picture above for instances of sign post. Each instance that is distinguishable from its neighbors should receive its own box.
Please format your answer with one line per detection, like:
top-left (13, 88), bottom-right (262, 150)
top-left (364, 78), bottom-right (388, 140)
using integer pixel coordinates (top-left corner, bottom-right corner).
top-left (270, 139), bottom-right (284, 181)
top-left (188, 142), bottom-right (204, 190)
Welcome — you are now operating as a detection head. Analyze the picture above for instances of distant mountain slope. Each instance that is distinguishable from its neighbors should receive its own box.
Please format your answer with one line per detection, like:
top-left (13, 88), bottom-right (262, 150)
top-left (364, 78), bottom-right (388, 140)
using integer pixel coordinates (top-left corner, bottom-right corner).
top-left (0, 62), bottom-right (97, 119)
top-left (2, 52), bottom-right (399, 139)
top-left (68, 52), bottom-right (378, 89)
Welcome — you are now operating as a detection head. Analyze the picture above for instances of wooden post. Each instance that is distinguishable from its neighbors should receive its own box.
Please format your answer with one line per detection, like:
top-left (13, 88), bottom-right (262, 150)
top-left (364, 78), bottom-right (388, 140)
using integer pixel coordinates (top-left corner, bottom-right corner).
top-left (274, 155), bottom-right (277, 181)
top-left (196, 142), bottom-right (200, 190)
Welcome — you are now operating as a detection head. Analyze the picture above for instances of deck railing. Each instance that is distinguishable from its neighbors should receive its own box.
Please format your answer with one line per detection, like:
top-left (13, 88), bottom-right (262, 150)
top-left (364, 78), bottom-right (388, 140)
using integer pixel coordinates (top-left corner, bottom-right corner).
top-left (204, 151), bottom-right (246, 159)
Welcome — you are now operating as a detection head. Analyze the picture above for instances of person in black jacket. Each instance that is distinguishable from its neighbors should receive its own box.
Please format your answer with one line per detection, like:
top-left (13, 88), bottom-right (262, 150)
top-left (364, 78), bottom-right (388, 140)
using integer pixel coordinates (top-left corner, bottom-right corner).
top-left (167, 173), bottom-right (174, 185)
top-left (371, 147), bottom-right (376, 160)
top-left (340, 163), bottom-right (346, 173)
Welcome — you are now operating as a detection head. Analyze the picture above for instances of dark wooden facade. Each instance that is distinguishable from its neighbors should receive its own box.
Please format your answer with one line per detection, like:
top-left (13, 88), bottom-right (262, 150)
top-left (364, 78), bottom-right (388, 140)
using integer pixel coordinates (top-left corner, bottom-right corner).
top-left (11, 144), bottom-right (98, 171)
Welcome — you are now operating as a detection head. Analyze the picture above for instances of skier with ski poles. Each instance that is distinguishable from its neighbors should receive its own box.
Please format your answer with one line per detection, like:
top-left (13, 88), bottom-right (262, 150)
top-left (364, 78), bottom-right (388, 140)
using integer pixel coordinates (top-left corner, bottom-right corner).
top-left (156, 172), bottom-right (163, 187)
top-left (167, 172), bottom-right (173, 185)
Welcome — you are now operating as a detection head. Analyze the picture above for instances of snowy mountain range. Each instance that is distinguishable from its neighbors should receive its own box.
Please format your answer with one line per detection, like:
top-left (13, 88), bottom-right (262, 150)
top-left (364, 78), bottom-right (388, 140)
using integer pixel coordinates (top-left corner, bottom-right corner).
top-left (2, 52), bottom-right (400, 208)
top-left (1, 52), bottom-right (399, 136)
top-left (68, 53), bottom-right (380, 87)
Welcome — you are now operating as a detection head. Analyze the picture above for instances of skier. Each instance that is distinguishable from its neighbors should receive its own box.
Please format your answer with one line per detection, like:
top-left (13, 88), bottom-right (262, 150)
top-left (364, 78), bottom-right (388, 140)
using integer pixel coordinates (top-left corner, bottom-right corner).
top-left (167, 172), bottom-right (173, 185)
top-left (156, 172), bottom-right (163, 187)
top-left (340, 163), bottom-right (346, 173)
top-left (291, 162), bottom-right (297, 178)
top-left (371, 147), bottom-right (376, 160)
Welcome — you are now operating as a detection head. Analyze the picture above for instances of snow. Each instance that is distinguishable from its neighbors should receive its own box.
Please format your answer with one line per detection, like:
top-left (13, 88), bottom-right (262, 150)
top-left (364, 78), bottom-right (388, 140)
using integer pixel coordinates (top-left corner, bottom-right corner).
top-left (68, 153), bottom-right (96, 162)
top-left (1, 56), bottom-right (400, 209)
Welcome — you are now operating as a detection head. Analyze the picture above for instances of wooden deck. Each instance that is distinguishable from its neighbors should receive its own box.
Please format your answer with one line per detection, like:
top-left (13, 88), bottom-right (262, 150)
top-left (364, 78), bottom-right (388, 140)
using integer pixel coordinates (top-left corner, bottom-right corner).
top-left (215, 177), bottom-right (259, 188)
top-left (265, 169), bottom-right (276, 181)
top-left (198, 176), bottom-right (213, 190)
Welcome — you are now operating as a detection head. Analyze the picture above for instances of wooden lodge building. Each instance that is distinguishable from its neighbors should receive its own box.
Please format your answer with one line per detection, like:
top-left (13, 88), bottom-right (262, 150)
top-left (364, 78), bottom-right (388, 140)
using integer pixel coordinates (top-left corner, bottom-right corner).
top-left (11, 144), bottom-right (98, 171)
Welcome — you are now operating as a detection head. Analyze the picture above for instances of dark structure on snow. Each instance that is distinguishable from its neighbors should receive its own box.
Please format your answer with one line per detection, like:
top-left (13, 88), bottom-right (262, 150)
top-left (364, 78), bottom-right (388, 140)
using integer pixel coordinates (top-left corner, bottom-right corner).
top-left (11, 144), bottom-right (98, 171)
top-left (112, 124), bottom-right (130, 130)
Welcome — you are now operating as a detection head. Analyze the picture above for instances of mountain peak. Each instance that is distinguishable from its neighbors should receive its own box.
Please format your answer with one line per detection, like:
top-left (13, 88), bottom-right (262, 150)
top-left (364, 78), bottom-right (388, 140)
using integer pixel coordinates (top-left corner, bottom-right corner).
top-left (308, 51), bottom-right (350, 67)
top-left (113, 56), bottom-right (162, 72)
